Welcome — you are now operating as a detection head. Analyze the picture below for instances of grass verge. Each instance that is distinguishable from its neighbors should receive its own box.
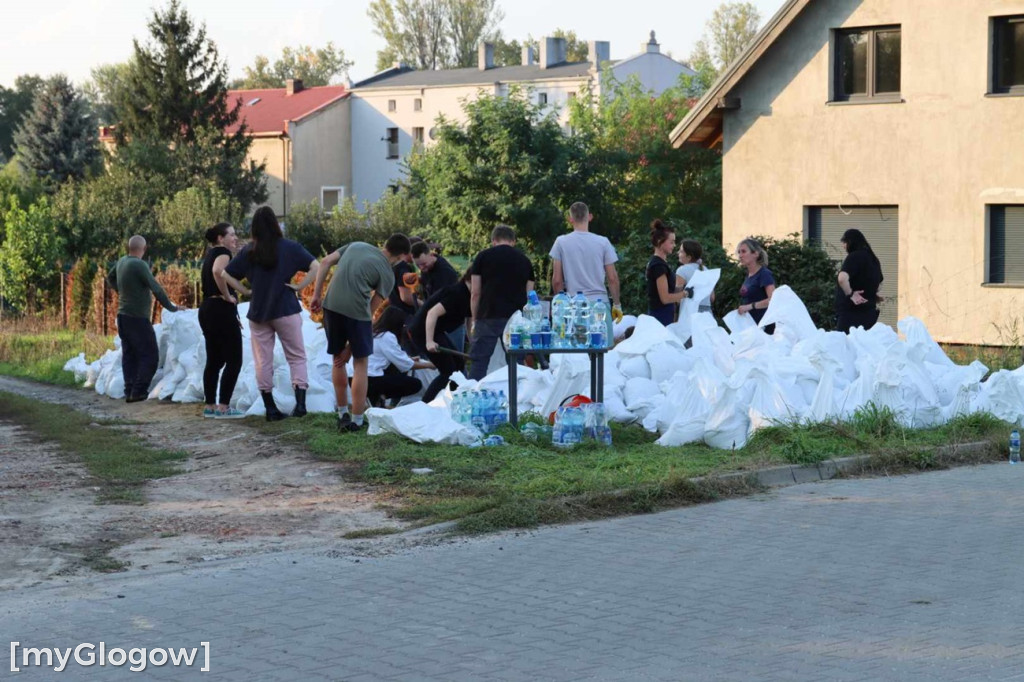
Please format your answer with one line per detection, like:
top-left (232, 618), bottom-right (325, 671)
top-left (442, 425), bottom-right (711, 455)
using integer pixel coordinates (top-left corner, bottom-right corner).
top-left (0, 325), bottom-right (113, 386)
top-left (0, 391), bottom-right (186, 503)
top-left (254, 406), bottom-right (1008, 534)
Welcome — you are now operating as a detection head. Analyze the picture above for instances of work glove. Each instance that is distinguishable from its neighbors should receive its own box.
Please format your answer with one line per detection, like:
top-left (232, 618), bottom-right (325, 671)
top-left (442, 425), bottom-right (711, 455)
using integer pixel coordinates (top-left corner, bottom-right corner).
top-left (611, 304), bottom-right (624, 323)
top-left (684, 286), bottom-right (695, 299)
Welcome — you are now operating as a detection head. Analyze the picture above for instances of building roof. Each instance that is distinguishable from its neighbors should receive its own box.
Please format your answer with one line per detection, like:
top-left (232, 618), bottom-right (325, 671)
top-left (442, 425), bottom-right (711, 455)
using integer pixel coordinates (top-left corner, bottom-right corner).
top-left (351, 62), bottom-right (599, 90)
top-left (669, 0), bottom-right (813, 149)
top-left (225, 85), bottom-right (349, 136)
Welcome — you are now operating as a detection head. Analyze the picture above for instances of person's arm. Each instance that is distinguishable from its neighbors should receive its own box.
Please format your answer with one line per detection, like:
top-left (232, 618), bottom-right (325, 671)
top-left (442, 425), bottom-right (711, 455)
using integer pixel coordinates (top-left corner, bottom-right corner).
top-left (145, 267), bottom-right (179, 312)
top-left (470, 275), bottom-right (482, 322)
top-left (311, 250), bottom-right (340, 313)
top-left (379, 333), bottom-right (415, 373)
top-left (656, 274), bottom-right (687, 306)
top-left (221, 271), bottom-right (250, 298)
top-left (605, 263), bottom-right (620, 307)
top-left (551, 259), bottom-right (564, 295)
top-left (398, 281), bottom-right (415, 307)
top-left (370, 291), bottom-right (385, 315)
top-left (211, 254), bottom-right (237, 302)
top-left (424, 302), bottom-right (447, 353)
top-left (288, 259), bottom-right (320, 292)
top-left (838, 270), bottom-right (867, 305)
top-left (739, 284), bottom-right (775, 314)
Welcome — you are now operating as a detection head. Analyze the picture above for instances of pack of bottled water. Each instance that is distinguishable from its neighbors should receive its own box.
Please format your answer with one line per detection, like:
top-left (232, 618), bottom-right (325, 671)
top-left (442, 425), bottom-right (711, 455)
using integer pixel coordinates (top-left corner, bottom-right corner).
top-left (510, 291), bottom-right (610, 351)
top-left (450, 389), bottom-right (508, 435)
top-left (552, 402), bottom-right (613, 448)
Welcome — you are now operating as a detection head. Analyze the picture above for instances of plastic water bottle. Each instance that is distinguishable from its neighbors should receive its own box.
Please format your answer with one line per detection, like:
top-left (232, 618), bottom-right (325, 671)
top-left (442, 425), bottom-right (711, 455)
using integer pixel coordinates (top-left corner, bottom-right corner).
top-left (471, 391), bottom-right (486, 433)
top-left (1011, 428), bottom-right (1021, 464)
top-left (539, 317), bottom-right (552, 349)
top-left (551, 291), bottom-right (571, 348)
top-left (591, 299), bottom-right (610, 348)
top-left (563, 406), bottom-right (584, 446)
top-left (551, 408), bottom-right (565, 447)
top-left (496, 390), bottom-right (509, 427)
top-left (572, 292), bottom-right (590, 348)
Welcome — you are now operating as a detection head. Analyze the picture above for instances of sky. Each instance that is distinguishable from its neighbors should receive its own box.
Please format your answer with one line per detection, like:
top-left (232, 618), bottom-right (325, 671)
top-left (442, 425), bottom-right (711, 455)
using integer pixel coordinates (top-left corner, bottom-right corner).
top-left (1, 0), bottom-right (787, 89)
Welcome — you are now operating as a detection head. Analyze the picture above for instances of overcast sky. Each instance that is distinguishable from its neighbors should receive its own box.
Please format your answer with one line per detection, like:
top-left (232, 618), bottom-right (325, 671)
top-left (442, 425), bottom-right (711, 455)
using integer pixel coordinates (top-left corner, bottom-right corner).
top-left (2, 0), bottom-right (786, 88)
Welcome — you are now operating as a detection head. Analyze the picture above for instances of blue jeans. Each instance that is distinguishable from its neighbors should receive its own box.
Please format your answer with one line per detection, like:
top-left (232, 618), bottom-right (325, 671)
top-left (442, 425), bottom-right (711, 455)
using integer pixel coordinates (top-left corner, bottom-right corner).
top-left (117, 313), bottom-right (159, 398)
top-left (469, 318), bottom-right (508, 380)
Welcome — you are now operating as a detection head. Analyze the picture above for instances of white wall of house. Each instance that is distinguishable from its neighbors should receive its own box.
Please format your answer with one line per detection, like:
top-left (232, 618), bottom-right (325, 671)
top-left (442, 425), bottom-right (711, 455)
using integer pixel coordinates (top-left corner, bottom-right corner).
top-left (288, 99), bottom-right (352, 212)
top-left (609, 52), bottom-right (694, 94)
top-left (717, 0), bottom-right (1024, 345)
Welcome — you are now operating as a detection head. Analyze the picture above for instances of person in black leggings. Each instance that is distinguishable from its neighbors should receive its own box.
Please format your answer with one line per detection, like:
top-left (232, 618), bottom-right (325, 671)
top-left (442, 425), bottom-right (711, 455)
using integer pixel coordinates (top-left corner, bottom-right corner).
top-left (409, 272), bottom-right (472, 403)
top-left (199, 223), bottom-right (246, 418)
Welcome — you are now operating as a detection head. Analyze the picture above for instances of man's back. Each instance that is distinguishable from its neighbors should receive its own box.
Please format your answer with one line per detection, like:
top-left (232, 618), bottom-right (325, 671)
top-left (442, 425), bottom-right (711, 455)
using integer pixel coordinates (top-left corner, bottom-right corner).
top-left (111, 256), bottom-right (170, 319)
top-left (550, 231), bottom-right (617, 299)
top-left (325, 242), bottom-right (394, 321)
top-left (472, 245), bottom-right (534, 319)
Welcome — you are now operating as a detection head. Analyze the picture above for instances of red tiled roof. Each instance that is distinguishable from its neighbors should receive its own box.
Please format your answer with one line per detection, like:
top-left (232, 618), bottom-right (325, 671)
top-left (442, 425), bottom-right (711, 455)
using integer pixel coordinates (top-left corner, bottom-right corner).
top-left (226, 85), bottom-right (349, 136)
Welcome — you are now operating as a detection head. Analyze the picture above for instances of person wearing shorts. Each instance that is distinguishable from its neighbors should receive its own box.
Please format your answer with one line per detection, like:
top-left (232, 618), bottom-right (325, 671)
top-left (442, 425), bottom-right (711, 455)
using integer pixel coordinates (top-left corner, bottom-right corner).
top-left (312, 234), bottom-right (410, 432)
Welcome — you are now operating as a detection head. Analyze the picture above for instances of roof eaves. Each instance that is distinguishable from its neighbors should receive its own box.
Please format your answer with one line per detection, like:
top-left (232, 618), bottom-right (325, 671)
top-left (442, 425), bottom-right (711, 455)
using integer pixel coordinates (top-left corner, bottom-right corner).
top-left (669, 0), bottom-right (813, 148)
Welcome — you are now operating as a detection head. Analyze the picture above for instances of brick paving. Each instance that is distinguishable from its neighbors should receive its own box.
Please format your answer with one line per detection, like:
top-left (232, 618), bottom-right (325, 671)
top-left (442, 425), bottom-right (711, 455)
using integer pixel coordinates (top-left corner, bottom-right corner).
top-left (3, 463), bottom-right (1024, 680)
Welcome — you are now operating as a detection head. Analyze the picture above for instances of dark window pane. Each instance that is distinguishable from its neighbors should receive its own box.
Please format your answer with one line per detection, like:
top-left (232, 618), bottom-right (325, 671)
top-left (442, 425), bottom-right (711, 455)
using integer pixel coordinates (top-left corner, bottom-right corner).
top-left (996, 19), bottom-right (1024, 90)
top-left (875, 30), bottom-right (901, 93)
top-left (838, 31), bottom-right (868, 96)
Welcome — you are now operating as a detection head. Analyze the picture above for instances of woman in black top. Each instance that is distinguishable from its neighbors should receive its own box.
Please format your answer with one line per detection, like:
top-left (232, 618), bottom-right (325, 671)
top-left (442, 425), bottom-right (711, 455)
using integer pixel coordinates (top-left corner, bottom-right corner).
top-left (645, 219), bottom-right (690, 326)
top-left (835, 228), bottom-right (884, 333)
top-left (410, 273), bottom-right (472, 403)
top-left (198, 223), bottom-right (246, 418)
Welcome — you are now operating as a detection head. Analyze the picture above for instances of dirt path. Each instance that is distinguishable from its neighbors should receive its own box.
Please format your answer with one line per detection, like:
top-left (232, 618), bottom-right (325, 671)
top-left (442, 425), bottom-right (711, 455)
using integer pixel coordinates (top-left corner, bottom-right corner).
top-left (0, 376), bottom-right (413, 590)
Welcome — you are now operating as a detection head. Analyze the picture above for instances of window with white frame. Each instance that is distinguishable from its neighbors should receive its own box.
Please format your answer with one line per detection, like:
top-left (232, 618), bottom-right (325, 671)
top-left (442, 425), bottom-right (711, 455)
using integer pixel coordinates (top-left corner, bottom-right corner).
top-left (321, 186), bottom-right (345, 212)
top-left (385, 127), bottom-right (399, 158)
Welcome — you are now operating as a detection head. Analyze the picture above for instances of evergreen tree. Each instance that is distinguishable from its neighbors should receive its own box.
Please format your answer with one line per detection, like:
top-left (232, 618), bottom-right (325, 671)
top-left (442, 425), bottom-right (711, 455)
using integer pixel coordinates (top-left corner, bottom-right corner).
top-left (0, 75), bottom-right (45, 160)
top-left (114, 0), bottom-right (265, 211)
top-left (13, 75), bottom-right (99, 188)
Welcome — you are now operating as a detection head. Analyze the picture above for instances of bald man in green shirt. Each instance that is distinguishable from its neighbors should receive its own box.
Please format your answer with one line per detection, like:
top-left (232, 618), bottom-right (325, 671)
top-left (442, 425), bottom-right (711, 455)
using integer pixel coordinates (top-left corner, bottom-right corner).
top-left (107, 235), bottom-right (180, 402)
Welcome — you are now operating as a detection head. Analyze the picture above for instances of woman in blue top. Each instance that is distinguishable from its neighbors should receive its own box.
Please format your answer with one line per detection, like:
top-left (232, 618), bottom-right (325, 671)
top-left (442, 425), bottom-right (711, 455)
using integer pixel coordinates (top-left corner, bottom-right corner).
top-left (223, 206), bottom-right (319, 421)
top-left (736, 237), bottom-right (775, 331)
top-left (645, 219), bottom-right (690, 326)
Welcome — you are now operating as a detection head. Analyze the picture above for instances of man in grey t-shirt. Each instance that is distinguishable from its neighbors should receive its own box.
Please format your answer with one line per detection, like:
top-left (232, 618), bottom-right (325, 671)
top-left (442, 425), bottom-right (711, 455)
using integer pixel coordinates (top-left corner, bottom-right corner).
top-left (550, 202), bottom-right (621, 318)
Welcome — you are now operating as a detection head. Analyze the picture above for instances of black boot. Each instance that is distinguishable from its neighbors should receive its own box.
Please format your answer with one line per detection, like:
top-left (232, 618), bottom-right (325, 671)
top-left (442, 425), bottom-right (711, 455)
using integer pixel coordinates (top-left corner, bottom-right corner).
top-left (261, 391), bottom-right (287, 422)
top-left (292, 387), bottom-right (307, 418)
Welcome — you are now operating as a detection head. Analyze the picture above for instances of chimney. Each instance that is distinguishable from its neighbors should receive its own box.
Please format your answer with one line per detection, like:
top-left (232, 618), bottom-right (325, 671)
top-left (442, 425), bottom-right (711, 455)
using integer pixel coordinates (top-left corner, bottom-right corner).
top-left (588, 40), bottom-right (610, 71)
top-left (521, 45), bottom-right (535, 66)
top-left (539, 36), bottom-right (567, 69)
top-left (478, 41), bottom-right (494, 70)
top-left (286, 78), bottom-right (304, 96)
top-left (645, 30), bottom-right (660, 54)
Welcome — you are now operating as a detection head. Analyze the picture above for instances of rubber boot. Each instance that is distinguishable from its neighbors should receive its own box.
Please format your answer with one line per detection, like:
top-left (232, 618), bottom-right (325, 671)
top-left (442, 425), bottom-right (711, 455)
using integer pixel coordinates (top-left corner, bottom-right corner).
top-left (292, 387), bottom-right (307, 418)
top-left (261, 391), bottom-right (287, 422)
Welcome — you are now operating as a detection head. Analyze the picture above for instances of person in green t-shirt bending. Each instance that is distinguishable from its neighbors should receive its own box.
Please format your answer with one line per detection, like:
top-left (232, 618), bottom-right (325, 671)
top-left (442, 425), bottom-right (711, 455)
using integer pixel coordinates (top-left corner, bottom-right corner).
top-left (106, 235), bottom-right (181, 402)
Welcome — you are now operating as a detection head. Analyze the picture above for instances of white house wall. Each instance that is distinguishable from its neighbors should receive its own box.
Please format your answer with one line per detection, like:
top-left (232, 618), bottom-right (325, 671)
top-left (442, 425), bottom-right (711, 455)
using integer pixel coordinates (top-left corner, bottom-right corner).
top-left (610, 53), bottom-right (692, 94)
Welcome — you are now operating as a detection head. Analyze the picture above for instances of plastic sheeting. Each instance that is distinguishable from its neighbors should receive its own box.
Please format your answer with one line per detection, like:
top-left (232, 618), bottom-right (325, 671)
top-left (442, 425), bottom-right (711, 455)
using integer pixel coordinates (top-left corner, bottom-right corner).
top-left (65, 289), bottom-right (1024, 448)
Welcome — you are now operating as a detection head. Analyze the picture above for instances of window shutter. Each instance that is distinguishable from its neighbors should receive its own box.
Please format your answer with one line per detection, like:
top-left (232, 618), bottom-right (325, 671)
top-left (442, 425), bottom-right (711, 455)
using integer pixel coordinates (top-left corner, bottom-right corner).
top-left (808, 206), bottom-right (899, 328)
top-left (991, 206), bottom-right (1024, 284)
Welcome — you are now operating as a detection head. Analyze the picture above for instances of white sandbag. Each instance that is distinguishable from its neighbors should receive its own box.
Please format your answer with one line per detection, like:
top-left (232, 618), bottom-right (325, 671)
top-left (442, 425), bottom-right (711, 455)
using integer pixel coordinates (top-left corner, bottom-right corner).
top-left (613, 314), bottom-right (638, 342)
top-left (539, 354), bottom-right (591, 418)
top-left (723, 309), bottom-right (756, 334)
top-left (63, 353), bottom-right (90, 382)
top-left (646, 343), bottom-right (696, 385)
top-left (704, 386), bottom-right (750, 450)
top-left (757, 285), bottom-right (817, 342)
top-left (980, 370), bottom-right (1024, 425)
top-left (679, 268), bottom-right (720, 320)
top-left (619, 354), bottom-right (651, 380)
top-left (747, 367), bottom-right (798, 433)
top-left (644, 370), bottom-right (696, 434)
top-left (899, 317), bottom-right (954, 367)
top-left (641, 395), bottom-right (668, 432)
top-left (367, 402), bottom-right (480, 445)
top-left (657, 380), bottom-right (713, 446)
top-left (624, 376), bottom-right (662, 419)
top-left (614, 314), bottom-right (684, 355)
top-left (603, 387), bottom-right (635, 423)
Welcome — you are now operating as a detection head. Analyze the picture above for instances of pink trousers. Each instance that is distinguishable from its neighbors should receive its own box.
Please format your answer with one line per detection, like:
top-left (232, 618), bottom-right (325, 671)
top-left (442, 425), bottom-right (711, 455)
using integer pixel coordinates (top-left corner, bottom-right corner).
top-left (249, 314), bottom-right (308, 392)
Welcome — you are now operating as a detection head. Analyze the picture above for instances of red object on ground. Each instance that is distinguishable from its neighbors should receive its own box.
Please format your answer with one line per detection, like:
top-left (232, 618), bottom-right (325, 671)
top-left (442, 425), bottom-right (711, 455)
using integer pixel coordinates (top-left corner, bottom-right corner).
top-left (548, 394), bottom-right (593, 425)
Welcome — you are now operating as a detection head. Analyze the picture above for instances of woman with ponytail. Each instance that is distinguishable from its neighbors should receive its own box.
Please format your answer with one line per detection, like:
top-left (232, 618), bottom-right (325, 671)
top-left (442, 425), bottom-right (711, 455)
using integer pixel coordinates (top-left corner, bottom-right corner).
top-left (645, 219), bottom-right (690, 325)
top-left (198, 222), bottom-right (246, 418)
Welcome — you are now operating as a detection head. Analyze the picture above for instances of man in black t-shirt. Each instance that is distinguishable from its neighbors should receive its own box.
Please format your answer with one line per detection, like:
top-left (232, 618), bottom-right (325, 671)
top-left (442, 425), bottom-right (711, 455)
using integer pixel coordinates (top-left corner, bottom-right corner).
top-left (389, 255), bottom-right (416, 316)
top-left (411, 242), bottom-right (458, 299)
top-left (410, 277), bottom-right (472, 402)
top-left (467, 225), bottom-right (535, 380)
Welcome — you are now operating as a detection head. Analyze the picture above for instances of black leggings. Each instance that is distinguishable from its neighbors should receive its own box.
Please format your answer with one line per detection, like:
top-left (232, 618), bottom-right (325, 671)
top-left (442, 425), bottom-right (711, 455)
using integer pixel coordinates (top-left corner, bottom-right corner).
top-left (416, 332), bottom-right (463, 403)
top-left (199, 298), bottom-right (243, 405)
top-left (367, 373), bottom-right (422, 406)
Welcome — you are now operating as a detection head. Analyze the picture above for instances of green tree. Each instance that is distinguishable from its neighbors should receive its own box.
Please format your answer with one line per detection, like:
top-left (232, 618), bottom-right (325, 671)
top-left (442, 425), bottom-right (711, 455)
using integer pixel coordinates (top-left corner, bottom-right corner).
top-left (13, 75), bottom-right (99, 189)
top-left (234, 43), bottom-right (353, 89)
top-left (0, 75), bottom-right (45, 160)
top-left (154, 182), bottom-right (244, 260)
top-left (369, 0), bottom-right (503, 70)
top-left (690, 1), bottom-right (761, 77)
top-left (114, 0), bottom-right (265, 212)
top-left (491, 29), bottom-right (588, 68)
top-left (0, 196), bottom-right (63, 311)
top-left (80, 62), bottom-right (134, 126)
top-left (406, 87), bottom-right (591, 255)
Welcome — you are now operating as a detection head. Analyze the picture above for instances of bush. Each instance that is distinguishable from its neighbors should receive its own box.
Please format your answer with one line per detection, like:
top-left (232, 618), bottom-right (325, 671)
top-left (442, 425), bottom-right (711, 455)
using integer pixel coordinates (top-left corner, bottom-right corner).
top-left (153, 264), bottom-right (199, 322)
top-left (68, 256), bottom-right (97, 329)
top-left (284, 192), bottom-right (428, 258)
top-left (0, 195), bottom-right (63, 312)
top-left (154, 183), bottom-right (244, 261)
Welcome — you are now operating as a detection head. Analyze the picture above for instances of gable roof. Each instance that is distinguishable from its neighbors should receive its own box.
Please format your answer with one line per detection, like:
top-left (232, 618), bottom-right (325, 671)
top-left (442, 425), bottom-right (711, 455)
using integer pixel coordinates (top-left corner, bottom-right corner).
top-left (669, 0), bottom-right (813, 149)
top-left (351, 61), bottom-right (598, 90)
top-left (225, 85), bottom-right (349, 136)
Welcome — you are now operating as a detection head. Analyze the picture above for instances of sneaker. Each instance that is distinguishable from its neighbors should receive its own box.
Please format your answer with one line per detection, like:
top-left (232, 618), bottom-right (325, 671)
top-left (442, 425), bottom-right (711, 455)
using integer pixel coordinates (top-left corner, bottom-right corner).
top-left (202, 407), bottom-right (218, 418)
top-left (126, 394), bottom-right (146, 403)
top-left (214, 407), bottom-right (246, 420)
top-left (340, 419), bottom-right (365, 433)
top-left (336, 411), bottom-right (351, 433)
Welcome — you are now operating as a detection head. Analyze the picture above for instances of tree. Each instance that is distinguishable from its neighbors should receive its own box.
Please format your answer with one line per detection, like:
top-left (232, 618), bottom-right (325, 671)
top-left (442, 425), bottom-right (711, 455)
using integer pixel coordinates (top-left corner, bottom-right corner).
top-left (446, 0), bottom-right (504, 68)
top-left (234, 43), bottom-right (353, 89)
top-left (369, 0), bottom-right (503, 70)
top-left (690, 2), bottom-right (761, 77)
top-left (492, 29), bottom-right (589, 68)
top-left (0, 75), bottom-right (45, 160)
top-left (0, 196), bottom-right (63, 311)
top-left (13, 75), bottom-right (99, 189)
top-left (113, 0), bottom-right (265, 212)
top-left (80, 62), bottom-right (134, 126)
top-left (406, 87), bottom-right (592, 255)
top-left (154, 183), bottom-right (244, 260)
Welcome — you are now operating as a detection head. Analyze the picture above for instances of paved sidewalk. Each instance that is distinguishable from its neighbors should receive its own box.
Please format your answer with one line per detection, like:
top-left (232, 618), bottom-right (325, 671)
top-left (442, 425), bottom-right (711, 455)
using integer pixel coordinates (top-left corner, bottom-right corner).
top-left (4, 463), bottom-right (1024, 681)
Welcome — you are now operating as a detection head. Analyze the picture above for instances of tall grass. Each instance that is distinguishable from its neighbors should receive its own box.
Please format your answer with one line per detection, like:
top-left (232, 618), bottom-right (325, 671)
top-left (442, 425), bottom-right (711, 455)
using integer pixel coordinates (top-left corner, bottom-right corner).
top-left (0, 314), bottom-right (113, 386)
